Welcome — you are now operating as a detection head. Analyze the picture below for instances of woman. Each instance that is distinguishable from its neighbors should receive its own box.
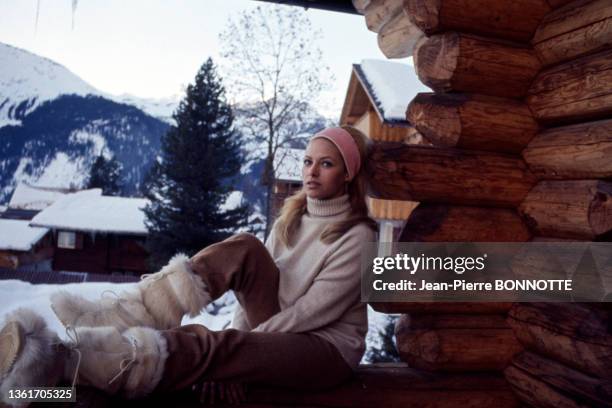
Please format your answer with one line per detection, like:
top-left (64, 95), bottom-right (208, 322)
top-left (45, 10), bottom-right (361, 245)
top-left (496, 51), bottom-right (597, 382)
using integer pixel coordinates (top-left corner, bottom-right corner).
top-left (0, 126), bottom-right (377, 404)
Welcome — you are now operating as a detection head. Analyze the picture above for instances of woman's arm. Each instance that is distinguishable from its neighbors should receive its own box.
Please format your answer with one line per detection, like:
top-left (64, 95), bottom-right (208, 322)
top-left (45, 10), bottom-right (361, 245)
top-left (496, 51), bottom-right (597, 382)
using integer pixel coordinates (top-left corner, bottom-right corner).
top-left (252, 224), bottom-right (374, 334)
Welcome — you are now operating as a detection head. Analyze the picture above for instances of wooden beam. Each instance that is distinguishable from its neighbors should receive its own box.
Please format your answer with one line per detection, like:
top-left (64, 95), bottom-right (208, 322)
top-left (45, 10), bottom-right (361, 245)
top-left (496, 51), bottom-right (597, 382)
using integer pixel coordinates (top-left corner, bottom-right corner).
top-left (396, 314), bottom-right (522, 372)
top-left (406, 0), bottom-right (550, 43)
top-left (533, 0), bottom-right (612, 66)
top-left (378, 8), bottom-right (424, 58)
top-left (523, 119), bottom-right (612, 179)
top-left (367, 142), bottom-right (537, 207)
top-left (518, 180), bottom-right (612, 239)
top-left (407, 93), bottom-right (539, 154)
top-left (413, 32), bottom-right (541, 98)
top-left (527, 48), bottom-right (612, 125)
top-left (399, 204), bottom-right (531, 242)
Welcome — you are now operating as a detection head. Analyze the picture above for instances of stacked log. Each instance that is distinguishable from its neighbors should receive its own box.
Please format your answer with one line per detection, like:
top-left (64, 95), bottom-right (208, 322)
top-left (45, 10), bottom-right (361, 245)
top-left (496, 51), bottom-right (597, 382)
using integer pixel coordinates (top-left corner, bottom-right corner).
top-left (405, 0), bottom-right (550, 42)
top-left (367, 143), bottom-right (537, 207)
top-left (505, 351), bottom-right (612, 408)
top-left (527, 48), bottom-right (612, 125)
top-left (355, 0), bottom-right (612, 406)
top-left (413, 32), bottom-right (541, 98)
top-left (395, 314), bottom-right (522, 372)
top-left (506, 303), bottom-right (612, 406)
top-left (532, 0), bottom-right (612, 67)
top-left (407, 93), bottom-right (539, 153)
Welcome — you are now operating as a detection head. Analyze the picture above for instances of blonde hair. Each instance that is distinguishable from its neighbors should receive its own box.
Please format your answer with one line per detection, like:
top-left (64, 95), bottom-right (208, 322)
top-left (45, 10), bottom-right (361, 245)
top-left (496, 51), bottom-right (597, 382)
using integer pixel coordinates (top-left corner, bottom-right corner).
top-left (274, 125), bottom-right (377, 247)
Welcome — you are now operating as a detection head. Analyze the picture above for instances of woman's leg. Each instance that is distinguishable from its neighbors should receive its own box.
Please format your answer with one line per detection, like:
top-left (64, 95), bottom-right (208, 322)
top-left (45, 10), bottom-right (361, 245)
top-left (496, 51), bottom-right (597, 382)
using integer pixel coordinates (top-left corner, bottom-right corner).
top-left (189, 232), bottom-right (281, 328)
top-left (156, 325), bottom-right (353, 392)
top-left (158, 233), bottom-right (353, 393)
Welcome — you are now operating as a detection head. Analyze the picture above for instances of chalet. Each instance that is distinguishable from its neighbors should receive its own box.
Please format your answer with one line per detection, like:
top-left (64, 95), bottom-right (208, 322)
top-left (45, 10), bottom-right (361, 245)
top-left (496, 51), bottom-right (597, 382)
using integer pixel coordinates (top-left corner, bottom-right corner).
top-left (271, 147), bottom-right (304, 217)
top-left (340, 59), bottom-right (429, 143)
top-left (0, 218), bottom-right (53, 270)
top-left (1, 182), bottom-right (72, 220)
top-left (29, 189), bottom-right (150, 275)
top-left (340, 59), bottom-right (423, 252)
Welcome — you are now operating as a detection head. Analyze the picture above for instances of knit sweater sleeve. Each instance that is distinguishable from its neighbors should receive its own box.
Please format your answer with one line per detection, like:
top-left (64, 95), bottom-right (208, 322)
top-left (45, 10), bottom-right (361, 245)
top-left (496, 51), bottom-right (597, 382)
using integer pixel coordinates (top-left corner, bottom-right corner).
top-left (252, 224), bottom-right (373, 334)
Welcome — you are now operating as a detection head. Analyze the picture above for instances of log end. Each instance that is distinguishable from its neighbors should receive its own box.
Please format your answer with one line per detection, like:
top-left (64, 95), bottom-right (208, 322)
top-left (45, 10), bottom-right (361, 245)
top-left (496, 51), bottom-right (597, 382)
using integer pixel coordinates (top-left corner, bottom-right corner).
top-left (407, 93), bottom-right (464, 147)
top-left (413, 33), bottom-right (459, 92)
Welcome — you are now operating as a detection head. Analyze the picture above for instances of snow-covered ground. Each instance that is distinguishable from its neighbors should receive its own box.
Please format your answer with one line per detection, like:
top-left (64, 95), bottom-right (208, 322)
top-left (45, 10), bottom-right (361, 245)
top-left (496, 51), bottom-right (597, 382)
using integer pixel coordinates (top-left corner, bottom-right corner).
top-left (0, 279), bottom-right (392, 363)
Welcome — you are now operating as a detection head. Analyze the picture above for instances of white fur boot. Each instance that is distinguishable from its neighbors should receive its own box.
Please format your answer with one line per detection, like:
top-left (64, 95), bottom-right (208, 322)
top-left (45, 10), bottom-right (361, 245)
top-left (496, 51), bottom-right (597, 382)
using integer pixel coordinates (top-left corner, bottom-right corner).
top-left (0, 308), bottom-right (169, 402)
top-left (0, 308), bottom-right (64, 407)
top-left (71, 326), bottom-right (168, 398)
top-left (51, 253), bottom-right (212, 331)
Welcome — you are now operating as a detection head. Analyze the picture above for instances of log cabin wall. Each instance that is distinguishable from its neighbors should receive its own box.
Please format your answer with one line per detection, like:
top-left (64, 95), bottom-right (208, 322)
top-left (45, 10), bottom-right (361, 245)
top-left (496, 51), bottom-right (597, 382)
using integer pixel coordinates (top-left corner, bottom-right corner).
top-left (356, 0), bottom-right (612, 405)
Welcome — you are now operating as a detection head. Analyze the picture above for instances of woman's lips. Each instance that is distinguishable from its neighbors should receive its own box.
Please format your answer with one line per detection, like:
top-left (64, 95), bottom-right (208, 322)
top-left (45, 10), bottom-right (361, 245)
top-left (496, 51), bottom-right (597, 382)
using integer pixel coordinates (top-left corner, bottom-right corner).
top-left (306, 182), bottom-right (320, 188)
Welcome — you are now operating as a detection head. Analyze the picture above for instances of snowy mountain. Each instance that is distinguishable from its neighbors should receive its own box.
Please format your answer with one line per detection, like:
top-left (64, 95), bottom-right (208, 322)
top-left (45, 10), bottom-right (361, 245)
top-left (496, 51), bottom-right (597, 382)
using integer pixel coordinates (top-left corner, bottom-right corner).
top-left (0, 42), bottom-right (178, 126)
top-left (0, 42), bottom-right (99, 127)
top-left (0, 94), bottom-right (168, 202)
top-left (0, 42), bottom-right (177, 202)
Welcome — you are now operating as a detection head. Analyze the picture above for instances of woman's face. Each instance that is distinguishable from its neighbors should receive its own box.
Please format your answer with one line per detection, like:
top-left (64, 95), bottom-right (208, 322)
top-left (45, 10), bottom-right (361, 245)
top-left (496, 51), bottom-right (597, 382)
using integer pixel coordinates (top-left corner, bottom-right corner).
top-left (302, 138), bottom-right (349, 200)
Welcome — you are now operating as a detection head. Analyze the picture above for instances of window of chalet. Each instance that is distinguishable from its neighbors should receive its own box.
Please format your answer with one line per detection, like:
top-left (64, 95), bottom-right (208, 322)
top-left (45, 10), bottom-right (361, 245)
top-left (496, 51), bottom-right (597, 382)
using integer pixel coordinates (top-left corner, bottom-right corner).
top-left (57, 231), bottom-right (83, 250)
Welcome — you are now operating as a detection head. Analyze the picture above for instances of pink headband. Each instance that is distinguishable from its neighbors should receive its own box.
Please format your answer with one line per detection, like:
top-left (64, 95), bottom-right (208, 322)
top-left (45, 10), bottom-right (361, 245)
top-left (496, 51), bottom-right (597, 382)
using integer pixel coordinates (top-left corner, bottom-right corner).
top-left (311, 127), bottom-right (361, 181)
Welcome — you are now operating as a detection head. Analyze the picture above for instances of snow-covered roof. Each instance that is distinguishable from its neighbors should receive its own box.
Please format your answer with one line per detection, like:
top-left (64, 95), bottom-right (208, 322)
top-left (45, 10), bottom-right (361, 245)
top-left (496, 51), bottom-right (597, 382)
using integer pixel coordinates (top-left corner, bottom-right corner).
top-left (0, 219), bottom-right (49, 251)
top-left (8, 182), bottom-right (73, 211)
top-left (358, 59), bottom-right (431, 122)
top-left (274, 147), bottom-right (304, 182)
top-left (30, 189), bottom-right (148, 235)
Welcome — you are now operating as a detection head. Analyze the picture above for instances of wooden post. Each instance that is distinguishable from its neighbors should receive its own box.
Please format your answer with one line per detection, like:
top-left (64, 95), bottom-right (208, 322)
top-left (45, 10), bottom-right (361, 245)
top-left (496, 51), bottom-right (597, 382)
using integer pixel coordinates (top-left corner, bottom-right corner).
top-left (413, 32), bottom-right (541, 98)
top-left (407, 93), bottom-right (539, 153)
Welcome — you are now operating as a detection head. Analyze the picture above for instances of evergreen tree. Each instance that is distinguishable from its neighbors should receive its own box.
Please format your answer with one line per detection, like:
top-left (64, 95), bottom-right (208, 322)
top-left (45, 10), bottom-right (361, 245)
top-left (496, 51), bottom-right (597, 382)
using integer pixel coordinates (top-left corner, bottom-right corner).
top-left (143, 58), bottom-right (249, 270)
top-left (87, 153), bottom-right (122, 195)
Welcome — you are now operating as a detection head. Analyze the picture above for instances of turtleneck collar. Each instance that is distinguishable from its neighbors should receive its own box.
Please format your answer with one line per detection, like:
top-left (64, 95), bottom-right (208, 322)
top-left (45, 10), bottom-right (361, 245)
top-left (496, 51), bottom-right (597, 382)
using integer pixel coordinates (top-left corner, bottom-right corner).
top-left (306, 194), bottom-right (351, 217)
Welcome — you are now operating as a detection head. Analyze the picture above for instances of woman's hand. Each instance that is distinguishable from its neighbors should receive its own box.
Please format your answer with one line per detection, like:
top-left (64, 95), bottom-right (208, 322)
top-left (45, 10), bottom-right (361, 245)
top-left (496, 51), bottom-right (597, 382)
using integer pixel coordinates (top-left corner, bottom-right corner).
top-left (192, 380), bottom-right (247, 405)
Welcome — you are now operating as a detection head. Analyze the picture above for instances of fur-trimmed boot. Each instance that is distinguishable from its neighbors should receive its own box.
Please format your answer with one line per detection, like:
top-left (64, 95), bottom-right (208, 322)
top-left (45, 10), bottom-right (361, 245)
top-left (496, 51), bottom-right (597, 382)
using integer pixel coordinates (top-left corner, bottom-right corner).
top-left (51, 253), bottom-right (211, 331)
top-left (0, 308), bottom-right (169, 403)
top-left (0, 308), bottom-right (64, 407)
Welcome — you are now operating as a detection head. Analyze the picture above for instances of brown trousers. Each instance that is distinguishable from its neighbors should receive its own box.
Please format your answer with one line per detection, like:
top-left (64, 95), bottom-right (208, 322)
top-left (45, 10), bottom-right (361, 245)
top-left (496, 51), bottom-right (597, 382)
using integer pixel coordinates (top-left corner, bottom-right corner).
top-left (156, 233), bottom-right (353, 392)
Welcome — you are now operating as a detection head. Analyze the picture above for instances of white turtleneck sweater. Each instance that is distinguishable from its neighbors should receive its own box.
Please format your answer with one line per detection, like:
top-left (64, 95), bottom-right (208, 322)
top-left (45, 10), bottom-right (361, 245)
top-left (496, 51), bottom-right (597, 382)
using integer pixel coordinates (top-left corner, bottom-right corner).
top-left (230, 194), bottom-right (376, 369)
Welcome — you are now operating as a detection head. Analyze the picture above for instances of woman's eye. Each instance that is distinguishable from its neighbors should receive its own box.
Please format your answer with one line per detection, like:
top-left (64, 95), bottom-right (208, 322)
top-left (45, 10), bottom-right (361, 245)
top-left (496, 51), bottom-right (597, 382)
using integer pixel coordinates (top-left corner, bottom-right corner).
top-left (322, 161), bottom-right (333, 167)
top-left (303, 159), bottom-right (312, 166)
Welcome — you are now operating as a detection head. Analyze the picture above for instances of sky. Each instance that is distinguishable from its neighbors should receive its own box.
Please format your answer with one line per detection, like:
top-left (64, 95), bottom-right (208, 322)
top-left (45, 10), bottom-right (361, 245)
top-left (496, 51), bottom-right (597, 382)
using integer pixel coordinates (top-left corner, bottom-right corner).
top-left (0, 0), bottom-right (411, 118)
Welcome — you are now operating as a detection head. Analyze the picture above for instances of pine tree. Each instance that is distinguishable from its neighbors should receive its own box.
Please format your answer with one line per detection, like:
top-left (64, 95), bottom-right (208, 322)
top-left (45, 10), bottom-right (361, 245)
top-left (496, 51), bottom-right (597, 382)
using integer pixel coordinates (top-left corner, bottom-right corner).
top-left (143, 58), bottom-right (249, 270)
top-left (87, 153), bottom-right (122, 195)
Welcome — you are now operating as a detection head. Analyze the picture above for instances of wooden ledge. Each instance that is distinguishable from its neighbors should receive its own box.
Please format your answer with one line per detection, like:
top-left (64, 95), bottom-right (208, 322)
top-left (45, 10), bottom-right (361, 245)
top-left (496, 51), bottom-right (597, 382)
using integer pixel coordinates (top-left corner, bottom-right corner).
top-left (51, 363), bottom-right (519, 407)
